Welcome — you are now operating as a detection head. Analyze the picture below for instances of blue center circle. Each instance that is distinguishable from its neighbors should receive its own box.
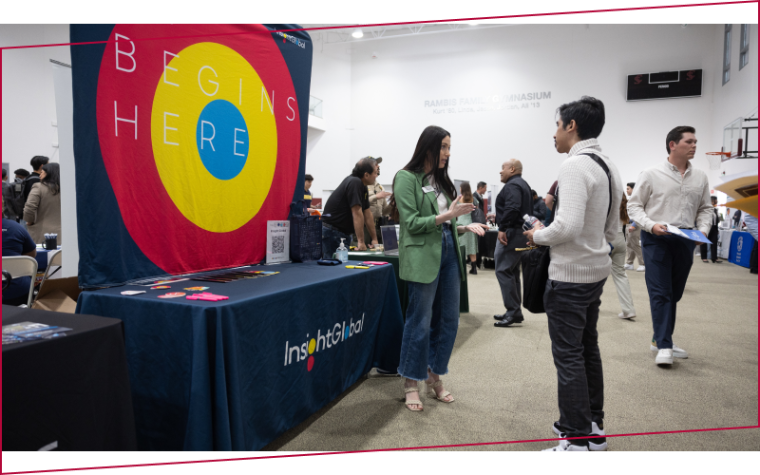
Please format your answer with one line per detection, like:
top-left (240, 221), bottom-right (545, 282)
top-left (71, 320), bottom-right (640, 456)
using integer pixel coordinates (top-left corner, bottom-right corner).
top-left (195, 100), bottom-right (249, 180)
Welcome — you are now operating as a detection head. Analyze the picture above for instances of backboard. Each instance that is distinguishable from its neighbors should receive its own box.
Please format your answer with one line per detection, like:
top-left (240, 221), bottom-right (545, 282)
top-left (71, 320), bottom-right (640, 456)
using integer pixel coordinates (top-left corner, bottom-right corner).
top-left (722, 117), bottom-right (743, 159)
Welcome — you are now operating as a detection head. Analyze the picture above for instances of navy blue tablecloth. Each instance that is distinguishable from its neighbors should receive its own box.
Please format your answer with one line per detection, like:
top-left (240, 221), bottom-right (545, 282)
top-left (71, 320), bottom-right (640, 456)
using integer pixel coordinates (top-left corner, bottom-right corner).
top-left (76, 261), bottom-right (403, 451)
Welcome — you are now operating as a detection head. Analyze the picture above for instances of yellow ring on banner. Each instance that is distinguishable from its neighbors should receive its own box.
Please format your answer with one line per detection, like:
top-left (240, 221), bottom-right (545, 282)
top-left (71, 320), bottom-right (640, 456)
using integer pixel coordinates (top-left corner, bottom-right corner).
top-left (150, 42), bottom-right (278, 233)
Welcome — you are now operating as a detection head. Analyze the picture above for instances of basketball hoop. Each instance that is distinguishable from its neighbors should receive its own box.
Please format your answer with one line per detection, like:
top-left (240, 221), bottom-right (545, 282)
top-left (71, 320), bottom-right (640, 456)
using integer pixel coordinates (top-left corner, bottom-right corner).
top-left (706, 152), bottom-right (730, 170)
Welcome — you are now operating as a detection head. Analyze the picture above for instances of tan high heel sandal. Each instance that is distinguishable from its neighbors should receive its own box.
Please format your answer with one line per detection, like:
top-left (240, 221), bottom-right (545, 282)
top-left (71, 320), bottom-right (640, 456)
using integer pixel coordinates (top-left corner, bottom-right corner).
top-left (427, 379), bottom-right (455, 403)
top-left (404, 385), bottom-right (423, 412)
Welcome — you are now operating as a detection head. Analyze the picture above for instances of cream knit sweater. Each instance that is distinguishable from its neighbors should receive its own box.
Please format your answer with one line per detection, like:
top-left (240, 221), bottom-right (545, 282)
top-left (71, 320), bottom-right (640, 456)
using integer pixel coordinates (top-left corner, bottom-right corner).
top-left (532, 139), bottom-right (623, 284)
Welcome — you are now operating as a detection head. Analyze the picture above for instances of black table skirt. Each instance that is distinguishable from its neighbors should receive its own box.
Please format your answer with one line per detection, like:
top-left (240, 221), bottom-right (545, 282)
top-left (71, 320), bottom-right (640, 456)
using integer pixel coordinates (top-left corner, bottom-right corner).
top-left (2, 306), bottom-right (137, 451)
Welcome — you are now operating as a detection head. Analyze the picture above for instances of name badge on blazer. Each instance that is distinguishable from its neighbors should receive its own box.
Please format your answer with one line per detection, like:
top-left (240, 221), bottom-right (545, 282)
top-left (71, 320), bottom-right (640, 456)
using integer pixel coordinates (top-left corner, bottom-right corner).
top-left (422, 186), bottom-right (435, 193)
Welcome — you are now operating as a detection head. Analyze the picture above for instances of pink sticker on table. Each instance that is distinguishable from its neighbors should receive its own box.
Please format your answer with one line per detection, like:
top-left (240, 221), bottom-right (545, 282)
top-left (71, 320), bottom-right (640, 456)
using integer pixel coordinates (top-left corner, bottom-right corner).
top-left (186, 292), bottom-right (229, 302)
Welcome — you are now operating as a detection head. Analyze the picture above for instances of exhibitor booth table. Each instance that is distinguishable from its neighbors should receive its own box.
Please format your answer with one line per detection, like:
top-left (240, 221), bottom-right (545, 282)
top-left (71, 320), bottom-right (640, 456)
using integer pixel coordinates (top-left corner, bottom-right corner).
top-left (76, 261), bottom-right (404, 451)
top-left (349, 245), bottom-right (470, 317)
top-left (2, 305), bottom-right (137, 450)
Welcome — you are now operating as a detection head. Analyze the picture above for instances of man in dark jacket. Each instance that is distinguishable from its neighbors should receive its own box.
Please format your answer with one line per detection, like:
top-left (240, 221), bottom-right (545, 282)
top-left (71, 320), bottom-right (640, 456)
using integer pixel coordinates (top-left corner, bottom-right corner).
top-left (21, 156), bottom-right (48, 205)
top-left (494, 159), bottom-right (533, 327)
top-left (473, 181), bottom-right (488, 268)
top-left (532, 190), bottom-right (548, 224)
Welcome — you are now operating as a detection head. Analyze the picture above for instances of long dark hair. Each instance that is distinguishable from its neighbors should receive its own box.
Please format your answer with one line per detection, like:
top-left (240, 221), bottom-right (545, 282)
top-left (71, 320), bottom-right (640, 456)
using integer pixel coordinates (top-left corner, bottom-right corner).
top-left (620, 192), bottom-right (629, 224)
top-left (460, 182), bottom-right (473, 203)
top-left (390, 126), bottom-right (455, 220)
top-left (41, 162), bottom-right (60, 196)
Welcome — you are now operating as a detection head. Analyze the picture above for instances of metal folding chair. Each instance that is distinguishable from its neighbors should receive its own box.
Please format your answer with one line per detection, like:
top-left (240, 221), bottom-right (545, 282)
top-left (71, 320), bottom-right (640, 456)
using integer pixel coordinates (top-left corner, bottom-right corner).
top-left (2, 256), bottom-right (39, 307)
top-left (41, 249), bottom-right (62, 283)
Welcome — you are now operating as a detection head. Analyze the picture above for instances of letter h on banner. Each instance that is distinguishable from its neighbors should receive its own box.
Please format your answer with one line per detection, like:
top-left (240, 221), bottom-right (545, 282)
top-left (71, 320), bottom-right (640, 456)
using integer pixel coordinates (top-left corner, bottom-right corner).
top-left (114, 102), bottom-right (137, 140)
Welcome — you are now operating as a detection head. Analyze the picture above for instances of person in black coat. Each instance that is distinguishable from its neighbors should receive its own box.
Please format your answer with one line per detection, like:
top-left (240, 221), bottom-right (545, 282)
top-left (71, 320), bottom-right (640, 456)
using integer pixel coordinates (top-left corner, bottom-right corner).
top-left (532, 190), bottom-right (548, 224)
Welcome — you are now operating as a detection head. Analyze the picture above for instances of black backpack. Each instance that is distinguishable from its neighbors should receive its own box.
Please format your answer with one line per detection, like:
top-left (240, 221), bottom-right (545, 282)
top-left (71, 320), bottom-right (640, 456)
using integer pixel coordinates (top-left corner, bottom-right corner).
top-left (521, 153), bottom-right (613, 314)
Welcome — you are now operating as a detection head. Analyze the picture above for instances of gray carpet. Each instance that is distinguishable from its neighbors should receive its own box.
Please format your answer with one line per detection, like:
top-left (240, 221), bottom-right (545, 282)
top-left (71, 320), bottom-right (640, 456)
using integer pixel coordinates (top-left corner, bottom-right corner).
top-left (265, 258), bottom-right (759, 451)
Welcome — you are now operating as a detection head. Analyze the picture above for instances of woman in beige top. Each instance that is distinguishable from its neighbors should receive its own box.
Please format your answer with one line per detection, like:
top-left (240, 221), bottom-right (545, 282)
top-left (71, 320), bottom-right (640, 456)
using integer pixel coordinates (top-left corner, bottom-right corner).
top-left (23, 162), bottom-right (62, 245)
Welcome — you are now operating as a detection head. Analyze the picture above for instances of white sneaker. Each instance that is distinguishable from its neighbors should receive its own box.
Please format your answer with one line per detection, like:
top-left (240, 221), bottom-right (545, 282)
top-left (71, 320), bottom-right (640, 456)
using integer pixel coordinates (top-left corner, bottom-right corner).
top-left (650, 344), bottom-right (688, 358)
top-left (552, 421), bottom-right (607, 451)
top-left (655, 348), bottom-right (674, 365)
top-left (624, 264), bottom-right (634, 270)
top-left (636, 265), bottom-right (645, 272)
top-left (618, 312), bottom-right (635, 319)
top-left (542, 439), bottom-right (589, 451)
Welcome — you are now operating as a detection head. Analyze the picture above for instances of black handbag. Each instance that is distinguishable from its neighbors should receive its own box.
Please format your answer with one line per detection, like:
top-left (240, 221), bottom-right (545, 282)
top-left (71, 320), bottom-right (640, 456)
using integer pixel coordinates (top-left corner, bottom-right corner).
top-left (471, 207), bottom-right (486, 225)
top-left (521, 153), bottom-right (613, 314)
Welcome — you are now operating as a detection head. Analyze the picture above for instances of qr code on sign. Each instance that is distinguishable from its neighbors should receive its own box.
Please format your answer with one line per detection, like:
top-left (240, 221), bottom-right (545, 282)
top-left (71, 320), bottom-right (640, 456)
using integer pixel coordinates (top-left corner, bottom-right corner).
top-left (272, 234), bottom-right (285, 254)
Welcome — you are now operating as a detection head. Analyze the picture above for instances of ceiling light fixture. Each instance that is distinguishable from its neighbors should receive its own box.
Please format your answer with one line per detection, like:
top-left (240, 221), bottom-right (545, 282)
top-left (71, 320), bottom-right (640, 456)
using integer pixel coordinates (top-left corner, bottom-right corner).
top-left (352, 28), bottom-right (364, 38)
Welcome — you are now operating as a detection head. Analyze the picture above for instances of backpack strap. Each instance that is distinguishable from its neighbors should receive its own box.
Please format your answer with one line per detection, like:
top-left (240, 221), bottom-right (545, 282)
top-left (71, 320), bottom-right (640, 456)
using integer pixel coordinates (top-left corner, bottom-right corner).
top-left (582, 153), bottom-right (613, 218)
top-left (549, 153), bottom-right (613, 223)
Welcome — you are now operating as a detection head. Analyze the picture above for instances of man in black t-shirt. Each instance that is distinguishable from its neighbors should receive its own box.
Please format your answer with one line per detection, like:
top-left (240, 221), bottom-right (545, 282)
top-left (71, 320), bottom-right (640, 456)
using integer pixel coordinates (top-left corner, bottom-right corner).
top-left (322, 158), bottom-right (379, 257)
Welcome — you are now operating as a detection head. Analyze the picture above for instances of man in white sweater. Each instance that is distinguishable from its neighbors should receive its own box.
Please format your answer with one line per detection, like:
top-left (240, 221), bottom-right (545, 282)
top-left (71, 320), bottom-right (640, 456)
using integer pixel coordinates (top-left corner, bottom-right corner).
top-left (627, 126), bottom-right (713, 366)
top-left (524, 96), bottom-right (622, 451)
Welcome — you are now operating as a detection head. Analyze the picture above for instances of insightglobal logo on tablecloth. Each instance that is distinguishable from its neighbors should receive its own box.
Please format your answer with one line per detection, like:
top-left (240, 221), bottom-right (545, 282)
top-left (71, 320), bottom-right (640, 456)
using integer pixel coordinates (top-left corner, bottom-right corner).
top-left (284, 313), bottom-right (366, 371)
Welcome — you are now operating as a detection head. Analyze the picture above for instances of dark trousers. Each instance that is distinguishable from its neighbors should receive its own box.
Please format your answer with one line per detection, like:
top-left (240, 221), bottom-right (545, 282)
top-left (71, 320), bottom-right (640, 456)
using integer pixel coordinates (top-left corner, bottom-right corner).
top-left (700, 225), bottom-right (719, 262)
top-left (641, 232), bottom-right (695, 349)
top-left (544, 278), bottom-right (607, 446)
top-left (494, 229), bottom-right (527, 318)
top-left (751, 238), bottom-right (758, 274)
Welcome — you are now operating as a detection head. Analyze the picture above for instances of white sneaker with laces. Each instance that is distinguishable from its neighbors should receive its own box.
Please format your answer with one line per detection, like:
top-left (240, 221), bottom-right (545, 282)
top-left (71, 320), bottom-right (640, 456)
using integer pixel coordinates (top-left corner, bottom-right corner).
top-left (655, 348), bottom-right (674, 365)
top-left (624, 264), bottom-right (634, 270)
top-left (552, 421), bottom-right (607, 451)
top-left (618, 312), bottom-right (635, 319)
top-left (636, 265), bottom-right (645, 272)
top-left (542, 439), bottom-right (589, 451)
top-left (650, 344), bottom-right (688, 358)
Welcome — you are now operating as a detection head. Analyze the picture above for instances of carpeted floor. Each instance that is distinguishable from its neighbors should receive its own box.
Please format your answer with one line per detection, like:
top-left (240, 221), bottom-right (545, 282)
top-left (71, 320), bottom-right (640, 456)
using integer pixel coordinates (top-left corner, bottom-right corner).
top-left (264, 258), bottom-right (759, 451)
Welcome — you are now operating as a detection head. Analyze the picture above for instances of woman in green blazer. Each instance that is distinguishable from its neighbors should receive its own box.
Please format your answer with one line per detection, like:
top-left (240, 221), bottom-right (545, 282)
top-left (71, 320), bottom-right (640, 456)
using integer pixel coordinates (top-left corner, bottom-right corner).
top-left (390, 126), bottom-right (487, 411)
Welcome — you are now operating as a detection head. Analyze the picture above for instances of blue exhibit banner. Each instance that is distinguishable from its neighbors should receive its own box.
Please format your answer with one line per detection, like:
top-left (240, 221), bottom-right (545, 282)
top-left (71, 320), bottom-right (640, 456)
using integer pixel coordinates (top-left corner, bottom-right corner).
top-left (729, 231), bottom-right (754, 268)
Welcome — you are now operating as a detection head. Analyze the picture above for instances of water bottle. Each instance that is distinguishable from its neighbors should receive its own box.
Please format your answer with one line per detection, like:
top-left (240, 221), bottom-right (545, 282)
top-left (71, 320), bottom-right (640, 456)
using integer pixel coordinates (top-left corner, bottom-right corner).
top-left (522, 214), bottom-right (544, 231)
top-left (335, 238), bottom-right (349, 263)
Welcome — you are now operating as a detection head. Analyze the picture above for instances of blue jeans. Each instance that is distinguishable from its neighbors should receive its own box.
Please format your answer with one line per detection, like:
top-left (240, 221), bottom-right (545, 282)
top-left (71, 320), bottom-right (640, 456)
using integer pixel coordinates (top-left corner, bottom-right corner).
top-left (641, 232), bottom-right (695, 349)
top-left (322, 224), bottom-right (351, 259)
top-left (397, 226), bottom-right (461, 381)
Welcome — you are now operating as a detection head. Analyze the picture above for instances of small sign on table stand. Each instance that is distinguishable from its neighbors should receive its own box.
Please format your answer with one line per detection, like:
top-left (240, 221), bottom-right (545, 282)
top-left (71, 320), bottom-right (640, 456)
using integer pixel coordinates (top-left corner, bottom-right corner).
top-left (266, 221), bottom-right (291, 264)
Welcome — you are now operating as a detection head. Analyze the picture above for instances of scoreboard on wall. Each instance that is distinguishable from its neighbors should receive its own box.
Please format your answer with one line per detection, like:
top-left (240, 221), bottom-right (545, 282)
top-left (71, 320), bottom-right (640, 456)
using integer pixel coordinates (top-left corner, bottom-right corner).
top-left (71, 25), bottom-right (313, 288)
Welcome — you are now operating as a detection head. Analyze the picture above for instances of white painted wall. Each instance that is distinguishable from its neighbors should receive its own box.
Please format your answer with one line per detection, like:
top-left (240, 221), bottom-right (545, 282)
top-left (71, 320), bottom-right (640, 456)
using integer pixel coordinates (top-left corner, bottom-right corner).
top-left (709, 23), bottom-right (758, 183)
top-left (348, 24), bottom-right (730, 197)
top-left (1, 25), bottom-right (70, 174)
top-left (305, 40), bottom-right (353, 197)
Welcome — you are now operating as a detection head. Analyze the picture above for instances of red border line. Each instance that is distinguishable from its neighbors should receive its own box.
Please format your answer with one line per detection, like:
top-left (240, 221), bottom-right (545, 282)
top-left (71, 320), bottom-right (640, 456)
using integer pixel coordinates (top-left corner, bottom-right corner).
top-left (1, 0), bottom-right (759, 472)
top-left (0, 1), bottom-right (756, 51)
top-left (3, 426), bottom-right (760, 474)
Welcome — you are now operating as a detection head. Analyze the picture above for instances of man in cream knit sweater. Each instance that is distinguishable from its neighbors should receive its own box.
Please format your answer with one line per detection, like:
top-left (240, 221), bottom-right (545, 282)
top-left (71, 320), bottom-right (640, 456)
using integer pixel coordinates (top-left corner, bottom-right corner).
top-left (524, 96), bottom-right (622, 451)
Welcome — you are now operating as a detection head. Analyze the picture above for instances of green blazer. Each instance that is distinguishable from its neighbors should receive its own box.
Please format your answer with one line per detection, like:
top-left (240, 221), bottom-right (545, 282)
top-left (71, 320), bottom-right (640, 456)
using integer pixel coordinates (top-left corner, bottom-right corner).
top-left (394, 170), bottom-right (465, 284)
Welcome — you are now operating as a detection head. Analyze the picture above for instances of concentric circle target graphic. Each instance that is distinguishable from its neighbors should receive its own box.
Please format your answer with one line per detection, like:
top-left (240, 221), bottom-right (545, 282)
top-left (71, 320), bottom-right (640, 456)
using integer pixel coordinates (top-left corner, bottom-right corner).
top-left (95, 25), bottom-right (302, 274)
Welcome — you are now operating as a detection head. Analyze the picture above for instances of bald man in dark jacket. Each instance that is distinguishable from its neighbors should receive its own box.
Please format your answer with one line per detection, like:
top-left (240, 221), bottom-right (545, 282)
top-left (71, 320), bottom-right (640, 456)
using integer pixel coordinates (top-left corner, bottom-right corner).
top-left (494, 159), bottom-right (533, 327)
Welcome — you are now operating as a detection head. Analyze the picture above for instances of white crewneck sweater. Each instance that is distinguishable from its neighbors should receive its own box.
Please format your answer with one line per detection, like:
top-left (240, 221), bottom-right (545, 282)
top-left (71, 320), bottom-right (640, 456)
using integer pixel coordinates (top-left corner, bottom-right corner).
top-left (532, 139), bottom-right (623, 284)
